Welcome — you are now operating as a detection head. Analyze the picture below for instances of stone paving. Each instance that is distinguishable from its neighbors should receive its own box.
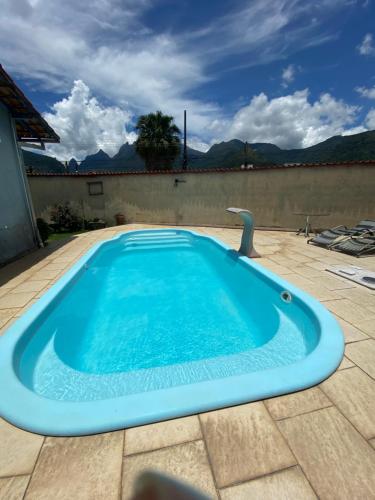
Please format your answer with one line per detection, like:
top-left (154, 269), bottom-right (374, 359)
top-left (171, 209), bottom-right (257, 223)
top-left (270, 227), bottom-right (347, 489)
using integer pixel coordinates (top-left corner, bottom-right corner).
top-left (0, 224), bottom-right (375, 500)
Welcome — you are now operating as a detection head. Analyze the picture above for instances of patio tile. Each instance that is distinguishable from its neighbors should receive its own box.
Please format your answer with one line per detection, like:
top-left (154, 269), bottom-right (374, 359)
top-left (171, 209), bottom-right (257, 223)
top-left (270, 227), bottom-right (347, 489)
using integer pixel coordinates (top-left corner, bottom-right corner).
top-left (0, 475), bottom-right (30, 500)
top-left (0, 419), bottom-right (44, 477)
top-left (278, 407), bottom-right (375, 499)
top-left (300, 284), bottom-right (341, 301)
top-left (0, 292), bottom-right (35, 309)
top-left (200, 402), bottom-right (295, 488)
top-left (30, 269), bottom-right (61, 281)
top-left (220, 466), bottom-right (317, 500)
top-left (283, 274), bottom-right (314, 290)
top-left (265, 387), bottom-right (331, 420)
top-left (12, 280), bottom-right (50, 293)
top-left (121, 441), bottom-right (217, 500)
top-left (321, 367), bottom-right (375, 439)
top-left (345, 339), bottom-right (375, 378)
top-left (305, 260), bottom-right (327, 271)
top-left (0, 308), bottom-right (19, 329)
top-left (0, 274), bottom-right (28, 290)
top-left (324, 299), bottom-right (375, 325)
top-left (293, 265), bottom-right (322, 278)
top-left (337, 287), bottom-right (375, 311)
top-left (124, 416), bottom-right (202, 455)
top-left (355, 319), bottom-right (375, 338)
top-left (311, 273), bottom-right (355, 290)
top-left (337, 356), bottom-right (354, 370)
top-left (26, 432), bottom-right (123, 500)
top-left (336, 318), bottom-right (369, 343)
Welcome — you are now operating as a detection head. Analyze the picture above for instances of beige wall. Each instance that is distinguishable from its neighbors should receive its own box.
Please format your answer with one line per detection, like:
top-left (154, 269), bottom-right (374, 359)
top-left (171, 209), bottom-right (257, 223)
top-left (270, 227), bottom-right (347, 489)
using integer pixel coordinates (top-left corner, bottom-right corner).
top-left (27, 164), bottom-right (375, 229)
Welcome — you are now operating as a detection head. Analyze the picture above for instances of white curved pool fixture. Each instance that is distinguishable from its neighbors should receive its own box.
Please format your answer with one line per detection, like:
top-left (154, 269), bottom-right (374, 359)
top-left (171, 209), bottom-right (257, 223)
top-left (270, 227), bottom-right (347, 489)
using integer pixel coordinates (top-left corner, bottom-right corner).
top-left (226, 207), bottom-right (260, 258)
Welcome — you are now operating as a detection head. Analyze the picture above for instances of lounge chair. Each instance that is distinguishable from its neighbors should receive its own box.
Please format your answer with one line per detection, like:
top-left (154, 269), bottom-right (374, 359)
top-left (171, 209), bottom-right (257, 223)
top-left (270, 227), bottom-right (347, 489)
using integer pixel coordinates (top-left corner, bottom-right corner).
top-left (331, 233), bottom-right (375, 257)
top-left (308, 220), bottom-right (375, 248)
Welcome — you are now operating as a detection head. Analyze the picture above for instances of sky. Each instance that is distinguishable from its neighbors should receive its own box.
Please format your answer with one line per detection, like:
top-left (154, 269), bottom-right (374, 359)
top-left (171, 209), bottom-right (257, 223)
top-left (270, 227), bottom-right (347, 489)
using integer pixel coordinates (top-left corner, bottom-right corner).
top-left (1, 0), bottom-right (375, 159)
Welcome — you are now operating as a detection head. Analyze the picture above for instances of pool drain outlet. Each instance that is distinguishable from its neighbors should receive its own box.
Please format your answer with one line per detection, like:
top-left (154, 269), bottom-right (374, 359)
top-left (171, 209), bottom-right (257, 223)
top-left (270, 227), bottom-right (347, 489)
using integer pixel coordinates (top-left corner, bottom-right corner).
top-left (281, 291), bottom-right (292, 303)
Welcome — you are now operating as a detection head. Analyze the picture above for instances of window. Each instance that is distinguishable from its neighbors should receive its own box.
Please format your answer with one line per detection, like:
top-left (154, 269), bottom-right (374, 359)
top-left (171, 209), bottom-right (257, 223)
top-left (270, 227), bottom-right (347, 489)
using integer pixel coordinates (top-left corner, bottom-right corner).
top-left (87, 181), bottom-right (103, 196)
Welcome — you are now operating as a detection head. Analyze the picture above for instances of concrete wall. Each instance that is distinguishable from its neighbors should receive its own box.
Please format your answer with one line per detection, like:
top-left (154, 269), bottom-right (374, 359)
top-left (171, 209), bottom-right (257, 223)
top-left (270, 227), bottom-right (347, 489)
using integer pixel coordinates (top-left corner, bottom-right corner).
top-left (28, 164), bottom-right (375, 230)
top-left (0, 103), bottom-right (37, 265)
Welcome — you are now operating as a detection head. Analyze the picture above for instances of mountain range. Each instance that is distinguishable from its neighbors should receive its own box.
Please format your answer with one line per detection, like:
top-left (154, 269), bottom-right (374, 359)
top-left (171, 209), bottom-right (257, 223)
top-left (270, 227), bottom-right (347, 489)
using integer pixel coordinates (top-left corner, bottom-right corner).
top-left (23, 130), bottom-right (375, 173)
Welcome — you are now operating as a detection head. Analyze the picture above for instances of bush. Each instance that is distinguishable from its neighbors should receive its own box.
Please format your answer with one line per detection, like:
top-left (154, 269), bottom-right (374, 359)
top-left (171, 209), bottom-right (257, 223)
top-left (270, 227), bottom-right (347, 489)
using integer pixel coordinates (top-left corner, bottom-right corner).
top-left (50, 203), bottom-right (83, 232)
top-left (36, 218), bottom-right (51, 244)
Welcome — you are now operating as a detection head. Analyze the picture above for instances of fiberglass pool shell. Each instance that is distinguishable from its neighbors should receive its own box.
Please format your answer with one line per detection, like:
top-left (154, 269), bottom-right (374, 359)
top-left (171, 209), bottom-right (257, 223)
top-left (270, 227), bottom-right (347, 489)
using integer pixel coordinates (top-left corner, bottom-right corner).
top-left (0, 229), bottom-right (344, 436)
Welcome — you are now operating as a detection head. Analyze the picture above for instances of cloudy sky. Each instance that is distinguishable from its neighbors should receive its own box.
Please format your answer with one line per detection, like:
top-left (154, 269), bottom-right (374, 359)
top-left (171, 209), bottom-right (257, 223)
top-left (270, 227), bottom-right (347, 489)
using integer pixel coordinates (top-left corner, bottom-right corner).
top-left (1, 0), bottom-right (375, 159)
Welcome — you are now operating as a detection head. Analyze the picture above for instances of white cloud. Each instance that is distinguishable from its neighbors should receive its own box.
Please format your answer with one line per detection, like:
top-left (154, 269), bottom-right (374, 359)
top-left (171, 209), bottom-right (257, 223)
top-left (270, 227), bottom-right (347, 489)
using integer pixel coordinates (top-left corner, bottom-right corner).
top-left (281, 64), bottom-right (295, 87)
top-left (1, 0), bottom-right (368, 156)
top-left (357, 33), bottom-right (375, 55)
top-left (0, 0), bottom-right (353, 143)
top-left (227, 89), bottom-right (362, 149)
top-left (356, 85), bottom-right (375, 99)
top-left (187, 137), bottom-right (211, 152)
top-left (365, 108), bottom-right (375, 128)
top-left (43, 80), bottom-right (136, 160)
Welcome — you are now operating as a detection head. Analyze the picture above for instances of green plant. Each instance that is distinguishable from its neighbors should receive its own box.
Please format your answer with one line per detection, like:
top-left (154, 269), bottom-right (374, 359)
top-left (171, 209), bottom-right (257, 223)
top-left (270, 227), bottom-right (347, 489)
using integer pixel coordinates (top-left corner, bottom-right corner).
top-left (50, 203), bottom-right (83, 232)
top-left (36, 218), bottom-right (51, 244)
top-left (135, 111), bottom-right (181, 171)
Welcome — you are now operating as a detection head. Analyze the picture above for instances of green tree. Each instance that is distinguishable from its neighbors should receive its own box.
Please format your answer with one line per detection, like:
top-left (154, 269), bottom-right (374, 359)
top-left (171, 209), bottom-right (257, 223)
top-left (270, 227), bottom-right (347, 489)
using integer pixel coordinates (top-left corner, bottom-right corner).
top-left (135, 111), bottom-right (181, 171)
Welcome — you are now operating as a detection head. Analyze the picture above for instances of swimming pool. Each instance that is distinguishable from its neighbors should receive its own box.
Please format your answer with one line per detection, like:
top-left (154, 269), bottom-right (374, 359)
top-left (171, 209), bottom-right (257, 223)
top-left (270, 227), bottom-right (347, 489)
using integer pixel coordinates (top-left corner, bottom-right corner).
top-left (0, 229), bottom-right (344, 435)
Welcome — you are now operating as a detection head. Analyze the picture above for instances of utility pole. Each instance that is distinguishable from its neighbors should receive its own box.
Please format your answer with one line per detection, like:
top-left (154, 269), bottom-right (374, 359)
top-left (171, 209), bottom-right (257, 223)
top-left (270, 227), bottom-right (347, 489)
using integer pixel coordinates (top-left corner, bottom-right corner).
top-left (182, 110), bottom-right (187, 170)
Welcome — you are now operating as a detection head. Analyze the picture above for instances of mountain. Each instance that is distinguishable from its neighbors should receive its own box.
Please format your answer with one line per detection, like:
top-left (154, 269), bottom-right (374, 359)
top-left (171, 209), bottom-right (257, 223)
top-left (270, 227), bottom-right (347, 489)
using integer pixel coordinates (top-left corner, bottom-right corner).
top-left (251, 131), bottom-right (375, 164)
top-left (189, 139), bottom-right (265, 169)
top-left (22, 130), bottom-right (375, 173)
top-left (79, 149), bottom-right (113, 171)
top-left (22, 150), bottom-right (65, 173)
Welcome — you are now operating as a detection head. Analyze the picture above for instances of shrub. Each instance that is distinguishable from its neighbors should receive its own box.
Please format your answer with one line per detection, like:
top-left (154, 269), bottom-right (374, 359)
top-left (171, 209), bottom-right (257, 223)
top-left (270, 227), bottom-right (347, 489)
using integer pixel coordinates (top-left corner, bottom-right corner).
top-left (36, 218), bottom-right (51, 244)
top-left (50, 203), bottom-right (83, 232)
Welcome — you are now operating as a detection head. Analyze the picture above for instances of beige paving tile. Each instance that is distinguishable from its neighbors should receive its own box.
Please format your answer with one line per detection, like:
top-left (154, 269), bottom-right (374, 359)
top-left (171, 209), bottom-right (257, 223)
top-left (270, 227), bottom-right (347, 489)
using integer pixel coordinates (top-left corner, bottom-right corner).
top-left (370, 438), bottom-right (375, 450)
top-left (124, 416), bottom-right (201, 455)
top-left (121, 441), bottom-right (217, 500)
top-left (355, 319), bottom-right (375, 338)
top-left (265, 387), bottom-right (331, 420)
top-left (311, 273), bottom-right (356, 290)
top-left (0, 292), bottom-right (35, 309)
top-left (0, 475), bottom-right (30, 500)
top-left (321, 367), bottom-right (375, 439)
top-left (0, 419), bottom-right (44, 477)
top-left (26, 432), bottom-right (123, 500)
top-left (30, 269), bottom-right (61, 281)
top-left (345, 339), bottom-right (375, 379)
top-left (337, 287), bottom-right (375, 311)
top-left (259, 261), bottom-right (293, 275)
top-left (220, 466), bottom-right (317, 500)
top-left (337, 356), bottom-right (355, 370)
top-left (0, 274), bottom-right (28, 290)
top-left (283, 274), bottom-right (314, 290)
top-left (278, 407), bottom-right (375, 499)
top-left (304, 260), bottom-right (326, 271)
top-left (300, 284), bottom-right (341, 301)
top-left (324, 298), bottom-right (375, 325)
top-left (336, 318), bottom-right (369, 343)
top-left (283, 252), bottom-right (313, 264)
top-left (12, 280), bottom-right (50, 293)
top-left (0, 308), bottom-right (19, 329)
top-left (293, 265), bottom-right (322, 278)
top-left (200, 403), bottom-right (295, 488)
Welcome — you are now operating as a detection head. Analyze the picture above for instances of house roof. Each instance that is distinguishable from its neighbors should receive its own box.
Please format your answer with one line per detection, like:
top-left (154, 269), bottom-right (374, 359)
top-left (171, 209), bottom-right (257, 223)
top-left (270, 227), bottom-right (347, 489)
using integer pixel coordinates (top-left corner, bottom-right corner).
top-left (0, 65), bottom-right (59, 144)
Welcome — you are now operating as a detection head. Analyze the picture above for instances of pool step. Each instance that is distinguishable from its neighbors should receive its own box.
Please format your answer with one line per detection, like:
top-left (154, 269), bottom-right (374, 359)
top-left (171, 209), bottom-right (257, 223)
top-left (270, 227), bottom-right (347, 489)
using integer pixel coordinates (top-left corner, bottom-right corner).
top-left (123, 233), bottom-right (192, 251)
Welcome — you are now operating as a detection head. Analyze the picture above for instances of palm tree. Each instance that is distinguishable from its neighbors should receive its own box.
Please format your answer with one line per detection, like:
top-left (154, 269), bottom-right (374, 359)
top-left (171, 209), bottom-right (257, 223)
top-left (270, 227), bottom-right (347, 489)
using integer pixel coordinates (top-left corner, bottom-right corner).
top-left (135, 111), bottom-right (181, 171)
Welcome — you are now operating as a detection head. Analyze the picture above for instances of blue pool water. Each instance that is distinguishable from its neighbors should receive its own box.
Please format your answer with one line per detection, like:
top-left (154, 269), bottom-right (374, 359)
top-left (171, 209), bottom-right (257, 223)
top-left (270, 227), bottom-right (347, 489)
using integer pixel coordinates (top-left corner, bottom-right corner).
top-left (0, 230), bottom-right (344, 435)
